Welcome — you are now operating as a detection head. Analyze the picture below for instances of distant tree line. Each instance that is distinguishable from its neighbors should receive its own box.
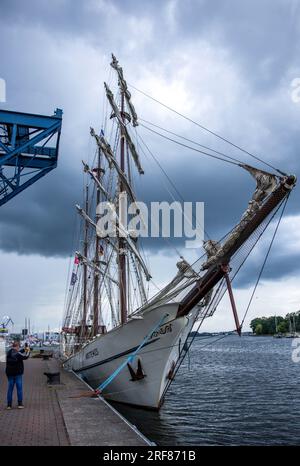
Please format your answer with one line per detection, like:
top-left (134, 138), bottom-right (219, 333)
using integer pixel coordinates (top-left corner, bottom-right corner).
top-left (250, 311), bottom-right (300, 335)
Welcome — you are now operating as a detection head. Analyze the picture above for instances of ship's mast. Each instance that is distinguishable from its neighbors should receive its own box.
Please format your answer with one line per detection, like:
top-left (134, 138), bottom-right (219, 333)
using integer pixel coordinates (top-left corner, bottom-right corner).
top-left (94, 53), bottom-right (148, 325)
top-left (119, 91), bottom-right (127, 324)
top-left (93, 148), bottom-right (101, 336)
top-left (81, 184), bottom-right (89, 338)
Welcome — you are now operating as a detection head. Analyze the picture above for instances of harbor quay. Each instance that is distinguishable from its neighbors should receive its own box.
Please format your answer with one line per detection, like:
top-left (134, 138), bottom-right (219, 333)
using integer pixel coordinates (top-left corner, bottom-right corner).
top-left (0, 357), bottom-right (149, 446)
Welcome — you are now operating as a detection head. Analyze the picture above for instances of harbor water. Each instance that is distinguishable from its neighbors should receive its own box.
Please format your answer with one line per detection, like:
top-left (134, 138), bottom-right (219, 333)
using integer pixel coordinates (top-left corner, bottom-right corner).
top-left (113, 335), bottom-right (300, 445)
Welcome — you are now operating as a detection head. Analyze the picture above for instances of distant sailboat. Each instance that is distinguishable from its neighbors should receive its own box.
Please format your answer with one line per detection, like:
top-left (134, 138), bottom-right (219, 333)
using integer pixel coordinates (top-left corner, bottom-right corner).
top-left (285, 313), bottom-right (298, 338)
top-left (273, 315), bottom-right (283, 338)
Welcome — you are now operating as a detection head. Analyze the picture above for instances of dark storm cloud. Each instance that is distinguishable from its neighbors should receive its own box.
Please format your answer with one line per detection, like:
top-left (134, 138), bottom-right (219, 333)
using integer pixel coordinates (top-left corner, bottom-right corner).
top-left (0, 0), bottom-right (299, 286)
top-left (171, 0), bottom-right (300, 86)
top-left (107, 0), bottom-right (300, 93)
top-left (234, 249), bottom-right (300, 288)
top-left (0, 165), bottom-right (82, 257)
top-left (2, 0), bottom-right (299, 77)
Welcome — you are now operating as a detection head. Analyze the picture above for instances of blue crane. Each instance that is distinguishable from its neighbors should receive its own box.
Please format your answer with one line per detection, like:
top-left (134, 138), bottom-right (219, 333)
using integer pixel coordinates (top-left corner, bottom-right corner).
top-left (0, 108), bottom-right (63, 206)
top-left (0, 315), bottom-right (14, 334)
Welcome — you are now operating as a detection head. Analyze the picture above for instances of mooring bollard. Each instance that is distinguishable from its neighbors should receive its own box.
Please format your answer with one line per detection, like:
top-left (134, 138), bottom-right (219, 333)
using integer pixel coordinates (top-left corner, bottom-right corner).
top-left (44, 372), bottom-right (61, 385)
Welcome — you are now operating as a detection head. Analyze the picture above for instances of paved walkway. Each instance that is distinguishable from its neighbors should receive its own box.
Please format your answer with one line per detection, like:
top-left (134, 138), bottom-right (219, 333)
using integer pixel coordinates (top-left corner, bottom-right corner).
top-left (0, 358), bottom-right (69, 445)
top-left (0, 357), bottom-right (149, 446)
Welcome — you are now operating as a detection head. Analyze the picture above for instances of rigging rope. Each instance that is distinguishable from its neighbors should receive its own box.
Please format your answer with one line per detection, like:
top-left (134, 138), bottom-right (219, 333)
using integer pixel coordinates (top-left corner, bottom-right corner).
top-left (139, 118), bottom-right (244, 166)
top-left (140, 123), bottom-right (240, 167)
top-left (128, 83), bottom-right (286, 176)
top-left (134, 134), bottom-right (188, 257)
top-left (240, 195), bottom-right (289, 329)
top-left (157, 192), bottom-right (291, 396)
top-left (135, 129), bottom-right (211, 241)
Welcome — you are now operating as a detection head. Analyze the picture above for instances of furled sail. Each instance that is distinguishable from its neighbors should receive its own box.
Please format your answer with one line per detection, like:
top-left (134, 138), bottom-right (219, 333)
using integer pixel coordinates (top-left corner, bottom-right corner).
top-left (115, 221), bottom-right (152, 282)
top-left (75, 251), bottom-right (120, 287)
top-left (202, 165), bottom-right (278, 270)
top-left (241, 164), bottom-right (278, 202)
top-left (82, 161), bottom-right (110, 200)
top-left (203, 240), bottom-right (221, 259)
top-left (104, 83), bottom-right (144, 174)
top-left (75, 204), bottom-right (96, 228)
top-left (75, 203), bottom-right (119, 253)
top-left (90, 128), bottom-right (136, 202)
top-left (110, 53), bottom-right (139, 127)
top-left (76, 201), bottom-right (151, 282)
top-left (136, 258), bottom-right (198, 313)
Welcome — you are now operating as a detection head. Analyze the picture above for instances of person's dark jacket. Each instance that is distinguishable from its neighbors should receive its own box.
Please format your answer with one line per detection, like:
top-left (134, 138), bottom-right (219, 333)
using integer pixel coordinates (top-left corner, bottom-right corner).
top-left (6, 348), bottom-right (29, 377)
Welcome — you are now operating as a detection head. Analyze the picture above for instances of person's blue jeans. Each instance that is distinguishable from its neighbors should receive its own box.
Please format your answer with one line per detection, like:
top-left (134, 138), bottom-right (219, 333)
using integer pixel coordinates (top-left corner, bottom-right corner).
top-left (7, 375), bottom-right (23, 406)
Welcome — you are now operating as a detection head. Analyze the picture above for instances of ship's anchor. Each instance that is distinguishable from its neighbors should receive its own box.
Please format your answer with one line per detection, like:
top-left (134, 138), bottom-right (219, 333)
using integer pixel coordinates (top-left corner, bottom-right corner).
top-left (67, 314), bottom-right (168, 399)
top-left (127, 358), bottom-right (146, 381)
top-left (221, 264), bottom-right (242, 336)
top-left (167, 361), bottom-right (176, 381)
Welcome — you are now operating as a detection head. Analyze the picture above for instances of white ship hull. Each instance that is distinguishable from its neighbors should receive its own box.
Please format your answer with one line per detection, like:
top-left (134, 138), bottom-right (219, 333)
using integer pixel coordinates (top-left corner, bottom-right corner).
top-left (63, 303), bottom-right (198, 409)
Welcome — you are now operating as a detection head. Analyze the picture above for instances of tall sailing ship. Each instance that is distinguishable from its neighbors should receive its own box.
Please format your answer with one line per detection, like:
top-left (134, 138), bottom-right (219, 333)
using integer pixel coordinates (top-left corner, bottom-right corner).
top-left (62, 54), bottom-right (296, 409)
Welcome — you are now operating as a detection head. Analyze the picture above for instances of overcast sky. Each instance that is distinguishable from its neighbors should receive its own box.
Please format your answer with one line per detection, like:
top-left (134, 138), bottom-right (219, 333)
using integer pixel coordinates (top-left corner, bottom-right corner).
top-left (0, 0), bottom-right (299, 333)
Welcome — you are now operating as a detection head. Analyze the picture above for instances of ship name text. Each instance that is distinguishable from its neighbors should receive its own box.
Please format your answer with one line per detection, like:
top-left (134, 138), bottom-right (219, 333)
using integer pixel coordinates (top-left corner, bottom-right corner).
top-left (150, 323), bottom-right (172, 339)
top-left (86, 348), bottom-right (99, 359)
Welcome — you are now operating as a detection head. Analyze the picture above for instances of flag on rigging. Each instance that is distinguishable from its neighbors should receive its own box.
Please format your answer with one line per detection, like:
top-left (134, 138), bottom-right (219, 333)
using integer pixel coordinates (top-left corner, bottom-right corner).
top-left (74, 255), bottom-right (79, 265)
top-left (70, 272), bottom-right (78, 286)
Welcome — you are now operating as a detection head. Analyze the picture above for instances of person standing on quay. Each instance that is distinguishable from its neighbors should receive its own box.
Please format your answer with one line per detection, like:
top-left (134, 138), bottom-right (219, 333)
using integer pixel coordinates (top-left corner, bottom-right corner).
top-left (6, 341), bottom-right (30, 409)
